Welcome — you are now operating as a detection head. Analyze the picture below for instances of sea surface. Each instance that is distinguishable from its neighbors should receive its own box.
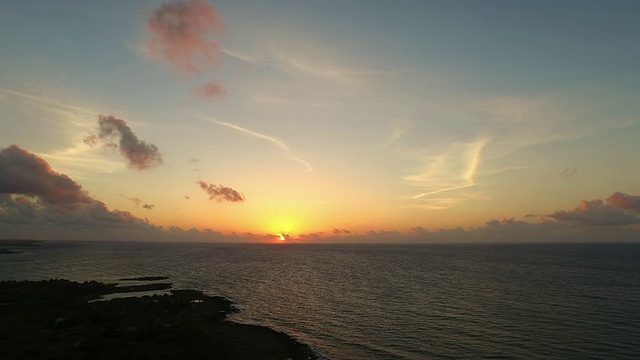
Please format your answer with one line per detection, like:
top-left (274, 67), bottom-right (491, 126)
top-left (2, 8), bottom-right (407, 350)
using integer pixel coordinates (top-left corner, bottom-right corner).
top-left (1, 241), bottom-right (639, 359)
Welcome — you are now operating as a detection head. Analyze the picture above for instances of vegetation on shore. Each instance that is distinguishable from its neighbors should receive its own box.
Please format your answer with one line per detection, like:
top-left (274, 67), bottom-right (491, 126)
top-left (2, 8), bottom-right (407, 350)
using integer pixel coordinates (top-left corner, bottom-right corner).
top-left (0, 279), bottom-right (317, 359)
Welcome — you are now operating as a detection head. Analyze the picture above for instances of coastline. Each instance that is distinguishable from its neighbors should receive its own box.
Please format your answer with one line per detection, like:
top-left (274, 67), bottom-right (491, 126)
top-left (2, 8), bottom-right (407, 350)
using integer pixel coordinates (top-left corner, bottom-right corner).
top-left (0, 279), bottom-right (318, 359)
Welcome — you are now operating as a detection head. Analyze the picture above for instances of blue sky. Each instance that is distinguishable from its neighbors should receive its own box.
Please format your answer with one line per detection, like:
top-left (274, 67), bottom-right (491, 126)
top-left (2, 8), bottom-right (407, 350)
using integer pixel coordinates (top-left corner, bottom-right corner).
top-left (1, 0), bottom-right (640, 242)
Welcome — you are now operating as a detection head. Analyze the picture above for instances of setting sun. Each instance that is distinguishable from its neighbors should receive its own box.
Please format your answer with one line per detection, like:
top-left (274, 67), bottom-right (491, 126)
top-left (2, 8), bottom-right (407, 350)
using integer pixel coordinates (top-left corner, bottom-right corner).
top-left (266, 216), bottom-right (297, 236)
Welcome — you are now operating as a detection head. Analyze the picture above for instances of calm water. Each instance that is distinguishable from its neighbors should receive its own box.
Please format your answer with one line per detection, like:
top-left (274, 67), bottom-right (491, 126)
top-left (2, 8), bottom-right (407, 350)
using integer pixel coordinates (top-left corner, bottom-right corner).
top-left (1, 241), bottom-right (639, 359)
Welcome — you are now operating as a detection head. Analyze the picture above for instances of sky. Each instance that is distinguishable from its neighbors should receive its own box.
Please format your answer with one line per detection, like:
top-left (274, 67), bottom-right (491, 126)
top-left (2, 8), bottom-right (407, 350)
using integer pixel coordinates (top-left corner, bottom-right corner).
top-left (1, 0), bottom-right (640, 243)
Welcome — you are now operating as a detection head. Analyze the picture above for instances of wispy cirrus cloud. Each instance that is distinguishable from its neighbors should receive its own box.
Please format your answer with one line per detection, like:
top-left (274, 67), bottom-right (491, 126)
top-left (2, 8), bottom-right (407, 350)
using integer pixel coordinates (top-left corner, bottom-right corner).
top-left (466, 85), bottom-right (640, 160)
top-left (0, 88), bottom-right (96, 119)
top-left (0, 88), bottom-right (130, 176)
top-left (403, 137), bottom-right (490, 209)
top-left (200, 116), bottom-right (313, 172)
top-left (84, 115), bottom-right (162, 170)
top-left (222, 47), bottom-right (400, 84)
top-left (252, 93), bottom-right (335, 108)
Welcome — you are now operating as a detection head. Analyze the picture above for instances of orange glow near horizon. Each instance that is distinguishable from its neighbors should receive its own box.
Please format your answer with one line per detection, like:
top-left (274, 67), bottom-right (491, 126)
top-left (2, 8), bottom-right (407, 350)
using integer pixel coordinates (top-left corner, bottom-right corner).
top-left (266, 216), bottom-right (297, 236)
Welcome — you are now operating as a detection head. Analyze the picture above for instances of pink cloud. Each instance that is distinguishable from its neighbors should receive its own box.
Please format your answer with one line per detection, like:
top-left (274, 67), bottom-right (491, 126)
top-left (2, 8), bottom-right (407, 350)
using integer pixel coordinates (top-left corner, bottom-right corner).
top-left (548, 194), bottom-right (640, 226)
top-left (192, 81), bottom-right (227, 99)
top-left (607, 192), bottom-right (640, 212)
top-left (145, 0), bottom-right (225, 76)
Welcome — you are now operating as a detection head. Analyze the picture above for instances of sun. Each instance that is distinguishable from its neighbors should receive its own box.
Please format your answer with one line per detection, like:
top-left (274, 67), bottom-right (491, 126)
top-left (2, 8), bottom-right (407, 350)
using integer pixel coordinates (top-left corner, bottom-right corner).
top-left (266, 216), bottom-right (297, 237)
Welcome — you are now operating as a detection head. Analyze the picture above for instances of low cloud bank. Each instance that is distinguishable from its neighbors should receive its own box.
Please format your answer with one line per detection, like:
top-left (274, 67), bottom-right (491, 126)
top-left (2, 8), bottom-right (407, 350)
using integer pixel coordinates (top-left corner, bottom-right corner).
top-left (0, 145), bottom-right (156, 239)
top-left (1, 151), bottom-right (638, 243)
top-left (548, 192), bottom-right (640, 226)
top-left (0, 145), bottom-right (95, 210)
top-left (293, 193), bottom-right (640, 243)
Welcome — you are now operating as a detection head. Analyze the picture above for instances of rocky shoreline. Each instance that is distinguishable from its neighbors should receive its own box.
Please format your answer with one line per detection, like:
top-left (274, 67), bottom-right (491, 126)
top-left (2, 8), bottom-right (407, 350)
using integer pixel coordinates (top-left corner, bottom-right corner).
top-left (0, 279), bottom-right (318, 359)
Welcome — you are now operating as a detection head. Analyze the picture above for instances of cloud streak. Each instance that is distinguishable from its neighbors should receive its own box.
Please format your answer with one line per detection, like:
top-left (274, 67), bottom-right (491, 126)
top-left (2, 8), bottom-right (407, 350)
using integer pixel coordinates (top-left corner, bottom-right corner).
top-left (222, 48), bottom-right (399, 84)
top-left (404, 137), bottom-right (490, 208)
top-left (85, 115), bottom-right (163, 170)
top-left (200, 116), bottom-right (313, 172)
top-left (0, 88), bottom-right (96, 122)
top-left (197, 180), bottom-right (244, 203)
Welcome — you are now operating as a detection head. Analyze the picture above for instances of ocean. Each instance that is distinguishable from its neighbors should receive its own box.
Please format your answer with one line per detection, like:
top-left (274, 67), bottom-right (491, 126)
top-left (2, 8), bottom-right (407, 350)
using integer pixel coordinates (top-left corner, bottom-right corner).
top-left (1, 241), bottom-right (639, 359)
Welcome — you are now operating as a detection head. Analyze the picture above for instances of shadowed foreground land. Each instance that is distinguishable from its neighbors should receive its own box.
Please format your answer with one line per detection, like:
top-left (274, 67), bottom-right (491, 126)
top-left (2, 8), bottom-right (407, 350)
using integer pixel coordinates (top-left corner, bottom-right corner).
top-left (0, 279), bottom-right (317, 359)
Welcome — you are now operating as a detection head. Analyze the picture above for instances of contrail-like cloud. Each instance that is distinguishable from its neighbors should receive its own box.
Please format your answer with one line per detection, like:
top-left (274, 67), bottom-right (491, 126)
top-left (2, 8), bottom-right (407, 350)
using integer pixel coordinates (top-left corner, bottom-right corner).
top-left (0, 88), bottom-right (95, 117)
top-left (200, 116), bottom-right (313, 172)
top-left (407, 137), bottom-right (490, 201)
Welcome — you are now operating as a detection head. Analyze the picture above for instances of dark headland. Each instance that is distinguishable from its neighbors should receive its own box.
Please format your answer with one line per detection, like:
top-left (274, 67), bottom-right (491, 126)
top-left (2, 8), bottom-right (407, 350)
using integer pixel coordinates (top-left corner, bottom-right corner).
top-left (0, 279), bottom-right (317, 359)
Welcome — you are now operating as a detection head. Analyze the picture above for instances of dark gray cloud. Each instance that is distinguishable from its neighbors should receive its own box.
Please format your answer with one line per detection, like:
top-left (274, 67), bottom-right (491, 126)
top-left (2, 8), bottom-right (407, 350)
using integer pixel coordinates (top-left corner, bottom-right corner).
top-left (560, 166), bottom-right (578, 178)
top-left (197, 180), bottom-right (244, 203)
top-left (297, 232), bottom-right (323, 240)
top-left (0, 144), bottom-right (95, 210)
top-left (0, 145), bottom-right (157, 238)
top-left (85, 115), bottom-right (162, 170)
top-left (128, 196), bottom-right (155, 210)
top-left (128, 196), bottom-right (142, 207)
top-left (332, 228), bottom-right (351, 234)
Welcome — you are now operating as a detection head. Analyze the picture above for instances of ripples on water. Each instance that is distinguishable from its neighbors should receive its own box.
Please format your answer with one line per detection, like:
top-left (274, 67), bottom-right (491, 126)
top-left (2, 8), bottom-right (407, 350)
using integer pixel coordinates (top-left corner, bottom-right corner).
top-left (1, 241), bottom-right (639, 359)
